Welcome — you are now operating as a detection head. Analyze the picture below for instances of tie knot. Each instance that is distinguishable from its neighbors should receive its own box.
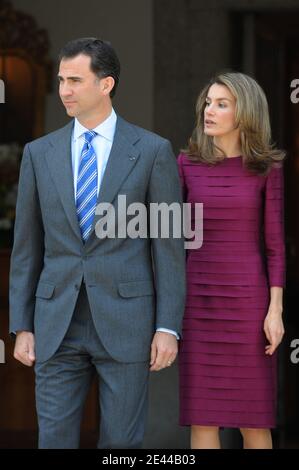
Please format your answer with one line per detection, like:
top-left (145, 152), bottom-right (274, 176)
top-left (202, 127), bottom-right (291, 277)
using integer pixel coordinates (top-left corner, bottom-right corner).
top-left (84, 130), bottom-right (97, 144)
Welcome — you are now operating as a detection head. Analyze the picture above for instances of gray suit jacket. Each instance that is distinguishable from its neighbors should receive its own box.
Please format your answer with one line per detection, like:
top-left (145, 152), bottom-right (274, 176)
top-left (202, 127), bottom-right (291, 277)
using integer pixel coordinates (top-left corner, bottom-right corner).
top-left (9, 116), bottom-right (186, 363)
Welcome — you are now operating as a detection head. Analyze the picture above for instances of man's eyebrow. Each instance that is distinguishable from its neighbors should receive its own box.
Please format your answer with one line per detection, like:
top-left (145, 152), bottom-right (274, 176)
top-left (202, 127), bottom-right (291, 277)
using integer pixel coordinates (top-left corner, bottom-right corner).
top-left (57, 75), bottom-right (83, 80)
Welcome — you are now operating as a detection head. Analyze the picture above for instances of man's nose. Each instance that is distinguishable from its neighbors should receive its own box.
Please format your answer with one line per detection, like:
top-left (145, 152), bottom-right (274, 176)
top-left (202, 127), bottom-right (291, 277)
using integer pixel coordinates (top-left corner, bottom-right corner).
top-left (60, 83), bottom-right (73, 97)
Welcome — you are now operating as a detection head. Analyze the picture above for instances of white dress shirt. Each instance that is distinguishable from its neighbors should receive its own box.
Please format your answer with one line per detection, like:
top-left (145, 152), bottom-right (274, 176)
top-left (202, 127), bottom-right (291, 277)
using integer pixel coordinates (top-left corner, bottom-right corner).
top-left (71, 108), bottom-right (117, 197)
top-left (71, 109), bottom-right (178, 340)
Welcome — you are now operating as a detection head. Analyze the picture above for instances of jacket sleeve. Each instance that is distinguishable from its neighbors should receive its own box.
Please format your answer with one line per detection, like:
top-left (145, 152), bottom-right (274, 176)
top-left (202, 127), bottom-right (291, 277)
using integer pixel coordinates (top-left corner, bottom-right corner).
top-left (147, 140), bottom-right (186, 336)
top-left (9, 143), bottom-right (45, 334)
top-left (264, 163), bottom-right (285, 287)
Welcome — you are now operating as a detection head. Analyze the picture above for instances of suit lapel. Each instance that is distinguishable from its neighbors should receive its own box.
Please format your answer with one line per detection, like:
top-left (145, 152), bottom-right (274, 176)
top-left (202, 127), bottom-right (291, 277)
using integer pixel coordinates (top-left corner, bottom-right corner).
top-left (98, 118), bottom-right (140, 205)
top-left (45, 121), bottom-right (83, 242)
top-left (44, 116), bottom-right (141, 247)
top-left (86, 116), bottom-right (141, 248)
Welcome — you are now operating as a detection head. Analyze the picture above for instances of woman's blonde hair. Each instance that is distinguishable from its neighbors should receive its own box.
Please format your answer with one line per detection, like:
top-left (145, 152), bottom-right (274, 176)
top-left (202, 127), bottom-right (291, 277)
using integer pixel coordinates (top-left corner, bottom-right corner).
top-left (183, 72), bottom-right (285, 174)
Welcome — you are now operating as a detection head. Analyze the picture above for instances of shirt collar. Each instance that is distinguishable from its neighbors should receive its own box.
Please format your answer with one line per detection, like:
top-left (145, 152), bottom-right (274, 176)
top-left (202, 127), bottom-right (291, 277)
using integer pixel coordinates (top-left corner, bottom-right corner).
top-left (73, 108), bottom-right (117, 142)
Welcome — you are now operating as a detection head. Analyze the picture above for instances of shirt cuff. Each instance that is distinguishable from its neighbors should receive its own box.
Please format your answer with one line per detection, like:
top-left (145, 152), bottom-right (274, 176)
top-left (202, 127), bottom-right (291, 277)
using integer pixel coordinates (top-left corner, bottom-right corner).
top-left (156, 327), bottom-right (180, 340)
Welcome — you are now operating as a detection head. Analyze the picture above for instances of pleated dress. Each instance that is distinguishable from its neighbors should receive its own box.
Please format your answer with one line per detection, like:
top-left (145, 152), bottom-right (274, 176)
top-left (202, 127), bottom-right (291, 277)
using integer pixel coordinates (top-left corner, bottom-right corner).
top-left (178, 153), bottom-right (285, 429)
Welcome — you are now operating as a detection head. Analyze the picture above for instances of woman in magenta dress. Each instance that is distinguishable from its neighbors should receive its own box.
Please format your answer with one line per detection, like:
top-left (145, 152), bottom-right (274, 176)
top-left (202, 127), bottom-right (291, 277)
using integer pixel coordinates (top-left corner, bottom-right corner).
top-left (178, 72), bottom-right (285, 449)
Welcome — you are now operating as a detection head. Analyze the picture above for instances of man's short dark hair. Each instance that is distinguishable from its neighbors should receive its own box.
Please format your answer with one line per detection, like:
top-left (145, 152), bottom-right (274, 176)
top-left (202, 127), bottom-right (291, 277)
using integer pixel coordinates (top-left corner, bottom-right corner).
top-left (59, 37), bottom-right (120, 98)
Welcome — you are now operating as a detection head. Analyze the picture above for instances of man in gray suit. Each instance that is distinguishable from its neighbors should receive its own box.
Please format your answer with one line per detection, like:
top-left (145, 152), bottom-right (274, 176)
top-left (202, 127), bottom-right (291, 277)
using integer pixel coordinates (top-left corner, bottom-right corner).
top-left (9, 38), bottom-right (185, 449)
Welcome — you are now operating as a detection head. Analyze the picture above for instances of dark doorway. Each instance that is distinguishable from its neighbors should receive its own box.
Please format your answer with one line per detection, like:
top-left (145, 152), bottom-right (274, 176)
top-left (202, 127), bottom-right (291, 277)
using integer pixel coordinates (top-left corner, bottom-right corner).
top-left (231, 10), bottom-right (299, 449)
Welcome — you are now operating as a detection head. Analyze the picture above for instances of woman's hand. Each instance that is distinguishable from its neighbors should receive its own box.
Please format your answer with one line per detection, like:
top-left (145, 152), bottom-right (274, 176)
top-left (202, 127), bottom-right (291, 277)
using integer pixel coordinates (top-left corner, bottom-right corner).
top-left (264, 307), bottom-right (284, 355)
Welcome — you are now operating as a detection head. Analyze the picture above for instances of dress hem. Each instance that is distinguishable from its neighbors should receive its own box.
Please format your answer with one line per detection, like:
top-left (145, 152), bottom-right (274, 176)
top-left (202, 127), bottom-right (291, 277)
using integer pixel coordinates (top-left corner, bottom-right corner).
top-left (179, 420), bottom-right (276, 429)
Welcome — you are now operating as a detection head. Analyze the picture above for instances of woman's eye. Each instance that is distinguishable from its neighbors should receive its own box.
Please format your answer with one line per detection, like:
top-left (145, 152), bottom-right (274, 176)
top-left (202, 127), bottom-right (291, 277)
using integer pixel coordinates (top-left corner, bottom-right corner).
top-left (219, 102), bottom-right (226, 108)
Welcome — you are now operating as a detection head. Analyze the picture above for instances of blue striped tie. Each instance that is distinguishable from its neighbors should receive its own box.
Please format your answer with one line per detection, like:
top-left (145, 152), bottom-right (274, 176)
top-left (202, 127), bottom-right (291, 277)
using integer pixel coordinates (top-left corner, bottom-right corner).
top-left (76, 130), bottom-right (98, 242)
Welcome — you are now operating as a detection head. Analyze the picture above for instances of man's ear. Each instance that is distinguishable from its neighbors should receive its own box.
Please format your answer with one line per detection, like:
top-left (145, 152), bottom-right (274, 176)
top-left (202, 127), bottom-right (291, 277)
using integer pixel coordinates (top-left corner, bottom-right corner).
top-left (100, 76), bottom-right (115, 96)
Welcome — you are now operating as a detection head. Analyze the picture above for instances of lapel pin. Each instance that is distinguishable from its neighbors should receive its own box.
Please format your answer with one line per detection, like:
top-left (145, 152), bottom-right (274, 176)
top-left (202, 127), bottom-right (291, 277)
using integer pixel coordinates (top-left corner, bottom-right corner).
top-left (129, 156), bottom-right (136, 161)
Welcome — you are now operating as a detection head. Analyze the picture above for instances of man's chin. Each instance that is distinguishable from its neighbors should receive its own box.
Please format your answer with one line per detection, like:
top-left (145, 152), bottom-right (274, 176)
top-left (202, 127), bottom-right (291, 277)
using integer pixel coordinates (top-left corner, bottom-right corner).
top-left (65, 109), bottom-right (77, 117)
top-left (62, 104), bottom-right (78, 117)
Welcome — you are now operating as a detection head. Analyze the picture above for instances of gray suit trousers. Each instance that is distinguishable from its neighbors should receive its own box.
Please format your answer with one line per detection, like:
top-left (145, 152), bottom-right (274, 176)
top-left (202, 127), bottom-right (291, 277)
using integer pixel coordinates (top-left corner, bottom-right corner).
top-left (35, 283), bottom-right (150, 449)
